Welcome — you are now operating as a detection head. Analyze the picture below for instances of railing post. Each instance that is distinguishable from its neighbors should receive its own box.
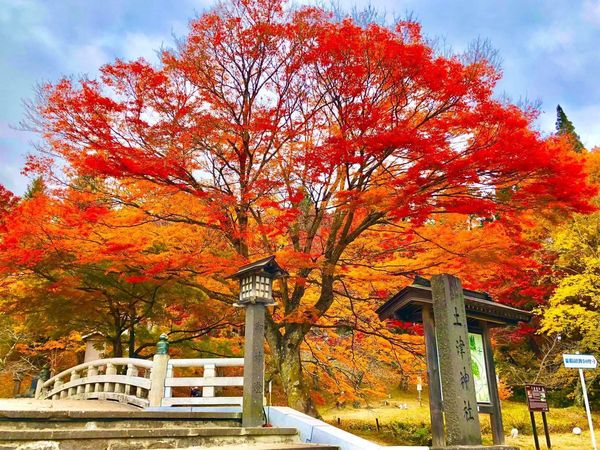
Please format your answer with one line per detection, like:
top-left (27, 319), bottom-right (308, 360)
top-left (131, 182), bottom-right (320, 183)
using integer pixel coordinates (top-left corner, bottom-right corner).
top-left (86, 365), bottom-right (98, 394)
top-left (203, 364), bottom-right (216, 398)
top-left (57, 378), bottom-right (67, 399)
top-left (164, 363), bottom-right (173, 399)
top-left (148, 334), bottom-right (170, 407)
top-left (126, 363), bottom-right (138, 396)
top-left (104, 362), bottom-right (116, 392)
top-left (68, 370), bottom-right (80, 397)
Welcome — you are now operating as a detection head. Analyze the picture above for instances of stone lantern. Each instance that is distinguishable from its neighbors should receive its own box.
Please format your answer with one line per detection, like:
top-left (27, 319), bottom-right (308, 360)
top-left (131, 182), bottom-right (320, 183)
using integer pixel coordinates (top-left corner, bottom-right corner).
top-left (230, 256), bottom-right (287, 427)
top-left (81, 331), bottom-right (106, 363)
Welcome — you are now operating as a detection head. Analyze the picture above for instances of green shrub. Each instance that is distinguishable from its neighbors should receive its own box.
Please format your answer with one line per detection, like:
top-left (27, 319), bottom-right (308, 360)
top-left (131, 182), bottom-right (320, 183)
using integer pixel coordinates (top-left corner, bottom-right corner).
top-left (388, 421), bottom-right (432, 446)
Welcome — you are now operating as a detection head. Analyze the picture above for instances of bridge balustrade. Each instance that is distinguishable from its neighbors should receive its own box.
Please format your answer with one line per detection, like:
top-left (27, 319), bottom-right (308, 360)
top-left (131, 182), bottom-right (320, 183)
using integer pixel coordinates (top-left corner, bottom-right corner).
top-left (36, 358), bottom-right (153, 408)
top-left (35, 356), bottom-right (245, 409)
top-left (162, 358), bottom-right (245, 407)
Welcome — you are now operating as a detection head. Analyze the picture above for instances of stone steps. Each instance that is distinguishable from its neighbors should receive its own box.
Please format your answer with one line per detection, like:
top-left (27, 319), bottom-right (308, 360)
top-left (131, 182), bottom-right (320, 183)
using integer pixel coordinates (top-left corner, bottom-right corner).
top-left (0, 426), bottom-right (301, 450)
top-left (0, 409), bottom-right (242, 430)
top-left (0, 418), bottom-right (241, 430)
top-left (0, 402), bottom-right (340, 450)
top-left (167, 444), bottom-right (340, 450)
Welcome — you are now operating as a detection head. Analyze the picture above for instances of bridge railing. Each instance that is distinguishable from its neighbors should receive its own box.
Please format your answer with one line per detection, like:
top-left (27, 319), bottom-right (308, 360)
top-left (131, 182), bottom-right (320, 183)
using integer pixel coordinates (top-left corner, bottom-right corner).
top-left (35, 358), bottom-right (153, 408)
top-left (162, 358), bottom-right (244, 407)
top-left (35, 355), bottom-right (245, 409)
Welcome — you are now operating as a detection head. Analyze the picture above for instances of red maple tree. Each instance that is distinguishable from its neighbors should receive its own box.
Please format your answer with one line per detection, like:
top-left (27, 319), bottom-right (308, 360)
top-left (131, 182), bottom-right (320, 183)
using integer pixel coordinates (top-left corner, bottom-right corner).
top-left (10, 0), bottom-right (595, 413)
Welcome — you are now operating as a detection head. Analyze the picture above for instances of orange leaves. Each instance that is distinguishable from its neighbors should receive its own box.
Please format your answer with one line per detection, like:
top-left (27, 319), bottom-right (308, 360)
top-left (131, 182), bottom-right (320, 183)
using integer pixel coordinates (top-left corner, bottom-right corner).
top-left (4, 0), bottom-right (597, 409)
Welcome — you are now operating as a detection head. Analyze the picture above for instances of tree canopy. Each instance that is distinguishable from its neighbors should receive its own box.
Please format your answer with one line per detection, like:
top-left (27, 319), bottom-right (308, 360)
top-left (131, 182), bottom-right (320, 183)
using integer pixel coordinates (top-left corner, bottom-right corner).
top-left (0, 0), bottom-right (596, 411)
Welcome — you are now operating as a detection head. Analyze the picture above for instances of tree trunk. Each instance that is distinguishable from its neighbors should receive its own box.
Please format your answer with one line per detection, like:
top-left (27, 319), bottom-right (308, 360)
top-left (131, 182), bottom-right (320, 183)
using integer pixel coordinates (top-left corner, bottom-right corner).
top-left (276, 340), bottom-right (320, 417)
top-left (128, 315), bottom-right (135, 357)
top-left (111, 336), bottom-right (123, 358)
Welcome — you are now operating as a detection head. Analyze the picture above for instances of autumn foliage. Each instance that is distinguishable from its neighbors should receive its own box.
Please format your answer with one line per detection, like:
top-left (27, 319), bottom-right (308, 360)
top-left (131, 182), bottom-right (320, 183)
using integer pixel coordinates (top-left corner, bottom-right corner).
top-left (0, 0), bottom-right (595, 411)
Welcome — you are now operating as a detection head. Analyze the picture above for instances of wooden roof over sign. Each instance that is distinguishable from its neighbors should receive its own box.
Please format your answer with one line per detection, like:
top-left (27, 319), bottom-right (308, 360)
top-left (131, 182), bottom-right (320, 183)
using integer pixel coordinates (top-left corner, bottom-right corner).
top-left (376, 276), bottom-right (532, 327)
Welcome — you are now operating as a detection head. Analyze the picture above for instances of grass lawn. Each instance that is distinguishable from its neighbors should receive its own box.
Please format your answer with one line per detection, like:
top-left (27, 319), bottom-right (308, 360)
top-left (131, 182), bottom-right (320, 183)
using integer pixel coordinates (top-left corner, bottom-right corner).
top-left (319, 388), bottom-right (598, 449)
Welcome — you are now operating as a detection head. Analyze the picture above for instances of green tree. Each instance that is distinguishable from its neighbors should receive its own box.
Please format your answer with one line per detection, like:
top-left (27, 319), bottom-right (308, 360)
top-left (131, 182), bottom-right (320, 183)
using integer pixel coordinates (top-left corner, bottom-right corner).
top-left (556, 104), bottom-right (585, 152)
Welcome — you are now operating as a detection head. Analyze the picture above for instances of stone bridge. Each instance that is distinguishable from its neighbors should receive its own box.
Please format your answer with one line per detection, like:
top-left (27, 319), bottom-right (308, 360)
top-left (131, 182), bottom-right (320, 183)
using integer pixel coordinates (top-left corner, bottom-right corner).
top-left (35, 356), bottom-right (245, 409)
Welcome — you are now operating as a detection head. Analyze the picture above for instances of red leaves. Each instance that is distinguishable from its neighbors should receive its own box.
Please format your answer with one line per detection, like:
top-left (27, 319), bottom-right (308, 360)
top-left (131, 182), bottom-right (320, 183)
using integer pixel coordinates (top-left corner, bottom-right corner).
top-left (124, 275), bottom-right (151, 283)
top-left (0, 185), bottom-right (18, 225)
top-left (4, 0), bottom-right (595, 390)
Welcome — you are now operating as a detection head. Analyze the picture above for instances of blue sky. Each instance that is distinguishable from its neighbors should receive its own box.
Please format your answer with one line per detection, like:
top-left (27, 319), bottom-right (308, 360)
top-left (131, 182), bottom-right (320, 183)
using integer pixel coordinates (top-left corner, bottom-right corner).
top-left (1, 0), bottom-right (599, 195)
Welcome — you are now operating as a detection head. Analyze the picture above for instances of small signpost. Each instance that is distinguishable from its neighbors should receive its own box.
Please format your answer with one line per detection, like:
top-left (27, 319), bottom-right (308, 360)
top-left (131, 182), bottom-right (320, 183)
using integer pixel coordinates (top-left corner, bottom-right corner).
top-left (417, 375), bottom-right (423, 407)
top-left (525, 384), bottom-right (551, 449)
top-left (563, 353), bottom-right (598, 450)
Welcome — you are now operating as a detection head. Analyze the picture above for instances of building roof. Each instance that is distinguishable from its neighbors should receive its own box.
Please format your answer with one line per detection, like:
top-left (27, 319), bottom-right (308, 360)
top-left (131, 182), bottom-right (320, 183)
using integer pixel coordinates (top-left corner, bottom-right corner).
top-left (376, 276), bottom-right (532, 327)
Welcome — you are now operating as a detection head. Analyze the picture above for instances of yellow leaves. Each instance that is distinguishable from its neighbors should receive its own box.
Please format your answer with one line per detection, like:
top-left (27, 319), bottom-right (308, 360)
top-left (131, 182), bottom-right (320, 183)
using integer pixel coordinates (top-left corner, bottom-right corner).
top-left (540, 303), bottom-right (597, 336)
top-left (281, 306), bottom-right (320, 324)
top-left (539, 158), bottom-right (600, 340)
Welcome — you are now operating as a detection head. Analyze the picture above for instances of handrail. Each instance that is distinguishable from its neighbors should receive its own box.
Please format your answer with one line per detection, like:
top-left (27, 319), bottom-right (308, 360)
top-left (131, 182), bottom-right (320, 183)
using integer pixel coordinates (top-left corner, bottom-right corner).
top-left (168, 358), bottom-right (244, 368)
top-left (41, 357), bottom-right (152, 389)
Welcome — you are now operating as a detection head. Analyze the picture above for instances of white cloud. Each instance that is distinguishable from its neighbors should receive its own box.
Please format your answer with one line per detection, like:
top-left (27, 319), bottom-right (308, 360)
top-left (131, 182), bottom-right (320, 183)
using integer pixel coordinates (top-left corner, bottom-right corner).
top-left (528, 25), bottom-right (574, 52)
top-left (582, 0), bottom-right (600, 25)
top-left (121, 32), bottom-right (166, 62)
top-left (67, 43), bottom-right (112, 74)
top-left (0, 162), bottom-right (28, 195)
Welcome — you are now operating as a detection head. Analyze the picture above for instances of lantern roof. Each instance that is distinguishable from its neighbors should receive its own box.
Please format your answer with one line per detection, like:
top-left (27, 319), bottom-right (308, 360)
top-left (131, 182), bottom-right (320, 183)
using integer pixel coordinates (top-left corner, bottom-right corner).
top-left (376, 276), bottom-right (532, 327)
top-left (230, 256), bottom-right (288, 280)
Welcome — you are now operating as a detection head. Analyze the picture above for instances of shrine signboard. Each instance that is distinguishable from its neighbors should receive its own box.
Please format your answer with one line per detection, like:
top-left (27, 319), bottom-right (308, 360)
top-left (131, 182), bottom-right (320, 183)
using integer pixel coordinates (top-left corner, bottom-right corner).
top-left (525, 384), bottom-right (549, 412)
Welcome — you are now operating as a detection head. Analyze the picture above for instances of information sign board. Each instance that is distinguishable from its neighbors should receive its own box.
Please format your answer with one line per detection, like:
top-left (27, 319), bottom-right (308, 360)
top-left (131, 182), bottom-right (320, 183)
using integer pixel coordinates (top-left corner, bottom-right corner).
top-left (526, 384), bottom-right (549, 412)
top-left (563, 354), bottom-right (598, 369)
top-left (469, 333), bottom-right (491, 403)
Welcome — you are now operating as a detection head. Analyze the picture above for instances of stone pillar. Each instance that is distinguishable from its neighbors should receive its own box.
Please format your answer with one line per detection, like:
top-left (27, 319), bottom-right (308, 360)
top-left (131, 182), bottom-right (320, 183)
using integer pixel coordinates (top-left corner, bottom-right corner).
top-left (148, 334), bottom-right (170, 408)
top-left (35, 366), bottom-right (50, 398)
top-left (242, 303), bottom-right (266, 428)
top-left (104, 363), bottom-right (116, 393)
top-left (86, 366), bottom-right (98, 394)
top-left (68, 370), bottom-right (80, 397)
top-left (432, 274), bottom-right (481, 446)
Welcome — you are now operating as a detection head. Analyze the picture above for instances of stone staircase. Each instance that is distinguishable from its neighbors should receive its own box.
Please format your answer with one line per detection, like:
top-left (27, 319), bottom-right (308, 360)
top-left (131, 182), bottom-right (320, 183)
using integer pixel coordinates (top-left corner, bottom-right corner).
top-left (0, 409), bottom-right (339, 450)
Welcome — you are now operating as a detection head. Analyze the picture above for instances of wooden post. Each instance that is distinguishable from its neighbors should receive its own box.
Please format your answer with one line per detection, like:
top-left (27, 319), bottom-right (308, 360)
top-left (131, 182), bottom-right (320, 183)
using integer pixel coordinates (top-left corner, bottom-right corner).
top-left (481, 321), bottom-right (505, 445)
top-left (203, 364), bottom-right (216, 398)
top-left (422, 305), bottom-right (445, 448)
top-left (542, 411), bottom-right (551, 448)
top-left (530, 411), bottom-right (540, 450)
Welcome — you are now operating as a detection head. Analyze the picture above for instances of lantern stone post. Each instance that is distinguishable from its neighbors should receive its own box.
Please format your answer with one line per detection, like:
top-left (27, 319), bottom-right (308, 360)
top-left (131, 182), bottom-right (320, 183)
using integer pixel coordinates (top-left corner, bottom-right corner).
top-left (230, 256), bottom-right (287, 428)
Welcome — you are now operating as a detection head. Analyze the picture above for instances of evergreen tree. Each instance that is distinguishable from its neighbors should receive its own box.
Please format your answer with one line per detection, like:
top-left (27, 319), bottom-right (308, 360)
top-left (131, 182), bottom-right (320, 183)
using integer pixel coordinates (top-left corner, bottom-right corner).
top-left (556, 104), bottom-right (585, 152)
top-left (23, 177), bottom-right (45, 199)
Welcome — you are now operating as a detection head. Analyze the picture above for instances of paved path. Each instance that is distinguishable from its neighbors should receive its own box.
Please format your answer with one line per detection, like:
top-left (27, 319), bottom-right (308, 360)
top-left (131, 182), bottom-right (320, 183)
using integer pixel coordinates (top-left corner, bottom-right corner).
top-left (0, 399), bottom-right (138, 412)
